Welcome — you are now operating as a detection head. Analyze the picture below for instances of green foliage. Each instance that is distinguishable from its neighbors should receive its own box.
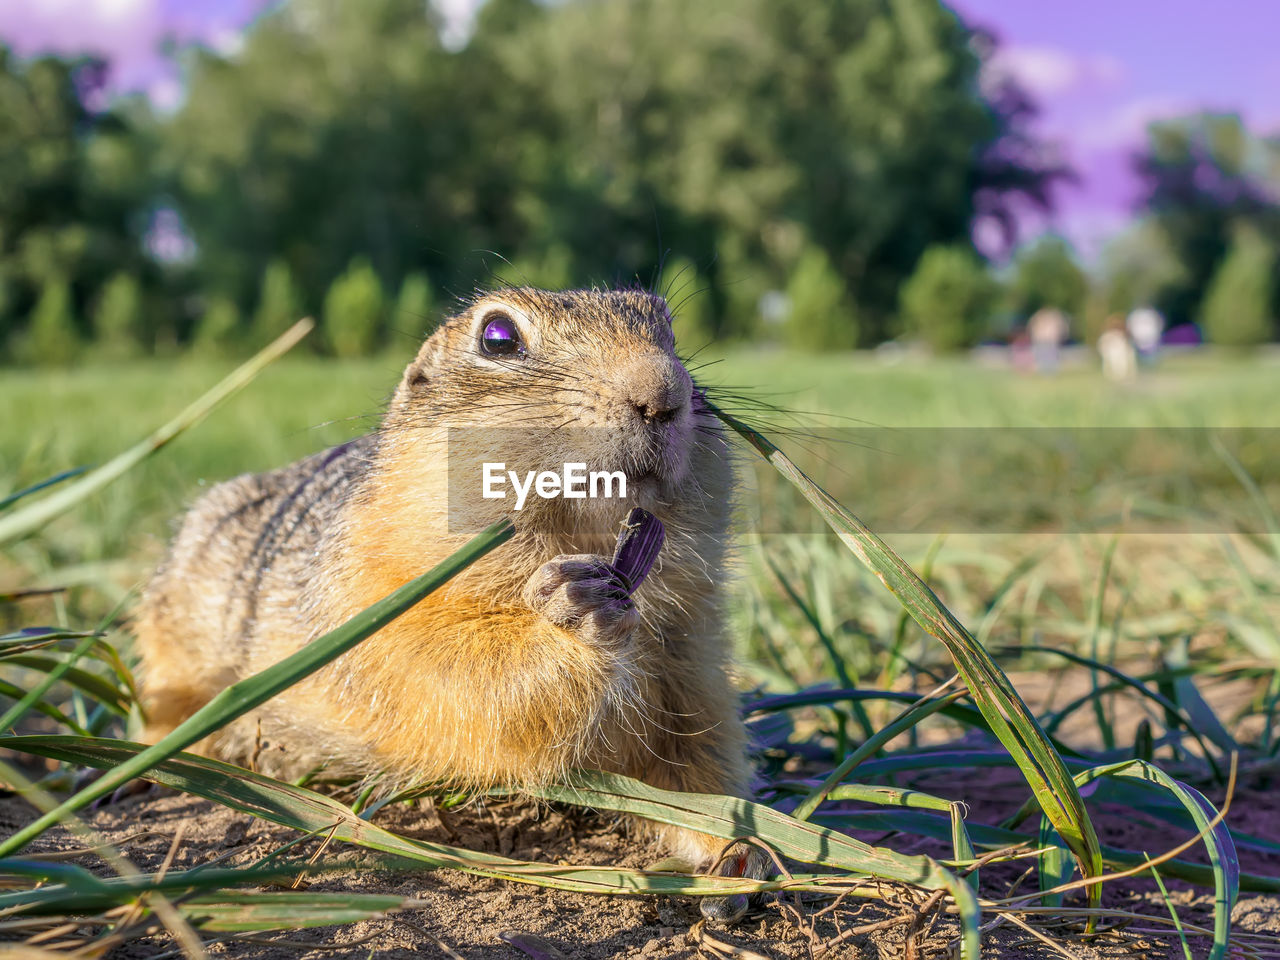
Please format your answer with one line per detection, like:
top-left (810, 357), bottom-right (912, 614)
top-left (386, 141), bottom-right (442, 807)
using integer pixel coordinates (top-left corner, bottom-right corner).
top-left (1099, 221), bottom-right (1188, 315)
top-left (92, 272), bottom-right (144, 358)
top-left (659, 257), bottom-right (715, 351)
top-left (323, 257), bottom-right (386, 358)
top-left (192, 294), bottom-right (243, 358)
top-left (784, 246), bottom-right (859, 351)
top-left (898, 244), bottom-right (996, 351)
top-left (22, 275), bottom-right (79, 366)
top-left (155, 0), bottom-right (1061, 346)
top-left (1011, 235), bottom-right (1086, 320)
top-left (392, 271), bottom-right (435, 337)
top-left (1200, 226), bottom-right (1276, 347)
top-left (498, 246), bottom-right (574, 292)
top-left (252, 260), bottom-right (304, 349)
top-left (0, 52), bottom-right (150, 360)
top-left (1135, 113), bottom-right (1280, 325)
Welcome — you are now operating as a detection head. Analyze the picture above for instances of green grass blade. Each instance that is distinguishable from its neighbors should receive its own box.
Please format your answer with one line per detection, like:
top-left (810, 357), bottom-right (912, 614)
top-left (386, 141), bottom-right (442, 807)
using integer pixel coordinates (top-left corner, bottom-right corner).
top-left (1, 651), bottom-right (130, 719)
top-left (1086, 538), bottom-right (1119, 751)
top-left (0, 319), bottom-right (313, 546)
top-left (0, 629), bottom-right (99, 659)
top-left (1163, 637), bottom-right (1239, 756)
top-left (1036, 821), bottom-right (1072, 908)
top-left (713, 405), bottom-right (1105, 901)
top-left (0, 518), bottom-right (514, 856)
top-left (0, 678), bottom-right (91, 735)
top-left (180, 890), bottom-right (408, 933)
top-left (764, 554), bottom-right (857, 692)
top-left (1087, 761), bottom-right (1237, 960)
top-left (792, 688), bottom-right (967, 821)
top-left (1148, 860), bottom-right (1195, 960)
top-left (0, 635), bottom-right (102, 734)
top-left (0, 467), bottom-right (88, 512)
top-left (951, 802), bottom-right (978, 889)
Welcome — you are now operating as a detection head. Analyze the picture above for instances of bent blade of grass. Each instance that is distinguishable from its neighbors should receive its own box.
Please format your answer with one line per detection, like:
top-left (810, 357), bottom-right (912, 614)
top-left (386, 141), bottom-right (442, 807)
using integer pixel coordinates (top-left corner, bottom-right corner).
top-left (713, 406), bottom-right (1104, 901)
top-left (7, 738), bottom-right (783, 900)
top-left (0, 319), bottom-right (313, 547)
top-left (1091, 761), bottom-right (1237, 960)
top-left (522, 770), bottom-right (981, 958)
top-left (0, 518), bottom-right (514, 856)
top-left (1090, 777), bottom-right (1280, 855)
top-left (806, 806), bottom-right (1276, 895)
top-left (1008, 759), bottom-right (1237, 960)
top-left (1, 650), bottom-right (130, 728)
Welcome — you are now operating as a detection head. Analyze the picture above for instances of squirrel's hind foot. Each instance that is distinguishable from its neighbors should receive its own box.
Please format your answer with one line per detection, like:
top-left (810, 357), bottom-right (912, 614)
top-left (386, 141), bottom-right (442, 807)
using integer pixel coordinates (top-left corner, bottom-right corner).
top-left (699, 842), bottom-right (772, 925)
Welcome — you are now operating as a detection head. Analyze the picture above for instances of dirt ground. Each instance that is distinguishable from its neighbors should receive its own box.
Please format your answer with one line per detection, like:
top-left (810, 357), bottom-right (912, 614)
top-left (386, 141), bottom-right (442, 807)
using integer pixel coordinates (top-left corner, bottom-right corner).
top-left (4, 762), bottom-right (1278, 960)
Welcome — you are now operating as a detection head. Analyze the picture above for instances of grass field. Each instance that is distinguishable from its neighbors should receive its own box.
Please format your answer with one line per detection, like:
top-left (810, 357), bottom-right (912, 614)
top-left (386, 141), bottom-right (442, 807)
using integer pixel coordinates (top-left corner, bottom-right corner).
top-left (2, 343), bottom-right (1279, 958)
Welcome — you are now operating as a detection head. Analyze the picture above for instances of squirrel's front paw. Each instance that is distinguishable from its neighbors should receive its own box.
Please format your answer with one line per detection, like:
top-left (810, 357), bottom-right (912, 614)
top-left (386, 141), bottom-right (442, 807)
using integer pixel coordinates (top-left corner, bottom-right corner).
top-left (523, 554), bottom-right (640, 646)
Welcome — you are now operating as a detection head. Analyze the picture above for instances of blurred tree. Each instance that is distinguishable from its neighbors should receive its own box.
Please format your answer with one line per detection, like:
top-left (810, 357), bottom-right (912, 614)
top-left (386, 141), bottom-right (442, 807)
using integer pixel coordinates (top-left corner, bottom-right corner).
top-left (784, 245), bottom-right (859, 351)
top-left (1200, 225), bottom-right (1275, 347)
top-left (496, 246), bottom-right (575, 292)
top-left (251, 259), bottom-right (304, 348)
top-left (93, 271), bottom-right (144, 358)
top-left (658, 256), bottom-right (715, 351)
top-left (0, 49), bottom-right (154, 356)
top-left (323, 257), bottom-right (385, 358)
top-left (392, 271), bottom-right (435, 339)
top-left (899, 244), bottom-right (997, 351)
top-left (23, 275), bottom-right (79, 366)
top-left (500, 0), bottom-right (1062, 340)
top-left (2, 2), bottom-right (1067, 359)
top-left (192, 294), bottom-right (243, 358)
top-left (163, 0), bottom-right (460, 311)
top-left (1098, 220), bottom-right (1188, 315)
top-left (1134, 113), bottom-right (1280, 325)
top-left (158, 0), bottom-right (1061, 346)
top-left (1010, 235), bottom-right (1086, 321)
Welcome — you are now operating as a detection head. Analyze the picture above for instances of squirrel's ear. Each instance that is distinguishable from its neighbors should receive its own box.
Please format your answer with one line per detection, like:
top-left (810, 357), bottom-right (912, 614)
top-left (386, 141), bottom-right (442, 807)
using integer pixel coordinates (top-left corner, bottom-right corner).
top-left (404, 361), bottom-right (430, 388)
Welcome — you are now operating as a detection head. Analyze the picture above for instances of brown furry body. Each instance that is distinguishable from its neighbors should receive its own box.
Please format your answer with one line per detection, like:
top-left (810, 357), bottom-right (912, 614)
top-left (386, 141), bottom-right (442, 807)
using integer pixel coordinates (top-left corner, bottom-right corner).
top-left (135, 287), bottom-right (753, 878)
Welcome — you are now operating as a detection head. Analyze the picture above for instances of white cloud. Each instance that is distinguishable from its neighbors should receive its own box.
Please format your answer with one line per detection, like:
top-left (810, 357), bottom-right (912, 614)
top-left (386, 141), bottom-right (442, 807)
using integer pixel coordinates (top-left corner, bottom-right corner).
top-left (987, 45), bottom-right (1127, 99)
top-left (1078, 95), bottom-right (1198, 149)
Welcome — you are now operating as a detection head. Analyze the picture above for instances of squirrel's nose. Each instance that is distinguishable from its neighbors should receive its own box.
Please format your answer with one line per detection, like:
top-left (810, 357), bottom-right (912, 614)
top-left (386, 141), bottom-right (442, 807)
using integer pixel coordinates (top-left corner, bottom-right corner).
top-left (632, 393), bottom-right (682, 425)
top-left (622, 353), bottom-right (691, 426)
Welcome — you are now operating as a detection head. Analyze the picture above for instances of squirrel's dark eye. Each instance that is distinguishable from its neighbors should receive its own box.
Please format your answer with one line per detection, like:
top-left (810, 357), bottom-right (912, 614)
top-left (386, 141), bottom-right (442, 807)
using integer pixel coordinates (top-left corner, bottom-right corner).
top-left (480, 314), bottom-right (524, 357)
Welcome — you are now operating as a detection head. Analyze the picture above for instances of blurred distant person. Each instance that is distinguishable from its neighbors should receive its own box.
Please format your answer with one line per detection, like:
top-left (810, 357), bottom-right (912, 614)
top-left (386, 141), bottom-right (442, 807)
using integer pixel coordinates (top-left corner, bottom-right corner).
top-left (1097, 314), bottom-right (1136, 382)
top-left (1028, 307), bottom-right (1068, 373)
top-left (1126, 306), bottom-right (1164, 365)
top-left (1010, 325), bottom-right (1034, 373)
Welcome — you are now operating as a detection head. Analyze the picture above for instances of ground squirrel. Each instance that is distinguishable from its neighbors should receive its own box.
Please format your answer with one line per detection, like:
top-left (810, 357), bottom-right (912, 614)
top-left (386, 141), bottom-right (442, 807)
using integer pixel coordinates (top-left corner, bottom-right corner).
top-left (134, 286), bottom-right (766, 918)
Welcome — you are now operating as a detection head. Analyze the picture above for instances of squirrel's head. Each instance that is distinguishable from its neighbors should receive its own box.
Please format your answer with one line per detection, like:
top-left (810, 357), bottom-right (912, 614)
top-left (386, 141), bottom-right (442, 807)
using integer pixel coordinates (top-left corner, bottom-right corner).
top-left (385, 286), bottom-right (728, 528)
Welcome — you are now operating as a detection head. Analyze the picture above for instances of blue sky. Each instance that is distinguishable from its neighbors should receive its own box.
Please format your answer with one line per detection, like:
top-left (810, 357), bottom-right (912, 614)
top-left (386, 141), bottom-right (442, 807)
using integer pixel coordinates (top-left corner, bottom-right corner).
top-left (3, 0), bottom-right (1275, 258)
